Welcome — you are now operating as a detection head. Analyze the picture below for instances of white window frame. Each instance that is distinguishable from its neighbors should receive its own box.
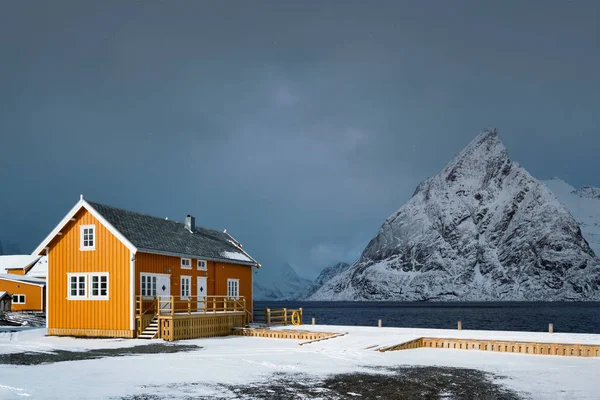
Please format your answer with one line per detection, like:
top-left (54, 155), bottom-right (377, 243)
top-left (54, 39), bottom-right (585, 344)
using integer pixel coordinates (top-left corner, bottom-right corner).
top-left (80, 224), bottom-right (96, 251)
top-left (227, 278), bottom-right (240, 299)
top-left (180, 276), bottom-right (191, 299)
top-left (89, 273), bottom-right (109, 300)
top-left (180, 258), bottom-right (192, 269)
top-left (68, 274), bottom-right (88, 299)
top-left (12, 294), bottom-right (26, 304)
top-left (140, 273), bottom-right (159, 298)
top-left (197, 259), bottom-right (207, 271)
top-left (67, 272), bottom-right (110, 300)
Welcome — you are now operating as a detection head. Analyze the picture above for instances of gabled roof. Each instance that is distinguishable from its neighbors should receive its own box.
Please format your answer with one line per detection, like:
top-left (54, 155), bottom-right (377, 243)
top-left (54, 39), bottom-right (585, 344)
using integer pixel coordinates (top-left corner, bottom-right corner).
top-left (26, 256), bottom-right (48, 279)
top-left (0, 255), bottom-right (41, 274)
top-left (0, 274), bottom-right (46, 287)
top-left (87, 202), bottom-right (259, 266)
top-left (33, 197), bottom-right (260, 267)
top-left (0, 291), bottom-right (10, 301)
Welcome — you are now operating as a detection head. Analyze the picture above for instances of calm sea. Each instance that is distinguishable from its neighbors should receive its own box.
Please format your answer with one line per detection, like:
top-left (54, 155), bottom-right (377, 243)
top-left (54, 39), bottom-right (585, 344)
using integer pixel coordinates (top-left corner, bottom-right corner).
top-left (253, 301), bottom-right (600, 334)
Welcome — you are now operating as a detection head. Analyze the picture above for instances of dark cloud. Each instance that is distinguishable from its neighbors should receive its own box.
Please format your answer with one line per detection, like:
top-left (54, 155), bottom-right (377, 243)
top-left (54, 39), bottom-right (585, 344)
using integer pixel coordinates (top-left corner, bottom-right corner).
top-left (1, 1), bottom-right (598, 278)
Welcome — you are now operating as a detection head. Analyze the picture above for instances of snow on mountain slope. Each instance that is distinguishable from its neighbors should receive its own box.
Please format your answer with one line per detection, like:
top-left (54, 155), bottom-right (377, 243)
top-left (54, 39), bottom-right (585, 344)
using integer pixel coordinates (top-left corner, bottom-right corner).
top-left (303, 262), bottom-right (351, 298)
top-left (544, 178), bottom-right (600, 257)
top-left (253, 262), bottom-right (313, 300)
top-left (309, 130), bottom-right (600, 301)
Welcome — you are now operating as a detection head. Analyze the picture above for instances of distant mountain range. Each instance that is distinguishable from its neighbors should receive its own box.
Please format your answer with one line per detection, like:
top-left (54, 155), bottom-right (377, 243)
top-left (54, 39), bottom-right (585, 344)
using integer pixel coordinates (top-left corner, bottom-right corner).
top-left (543, 178), bottom-right (600, 257)
top-left (253, 262), bottom-right (313, 300)
top-left (308, 130), bottom-right (600, 301)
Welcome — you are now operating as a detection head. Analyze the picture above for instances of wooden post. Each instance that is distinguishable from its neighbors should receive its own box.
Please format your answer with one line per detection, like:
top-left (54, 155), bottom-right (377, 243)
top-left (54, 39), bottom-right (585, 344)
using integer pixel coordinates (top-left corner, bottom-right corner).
top-left (378, 319), bottom-right (382, 328)
top-left (549, 323), bottom-right (553, 333)
top-left (224, 298), bottom-right (228, 312)
top-left (242, 297), bottom-right (246, 312)
top-left (170, 296), bottom-right (174, 317)
top-left (155, 296), bottom-right (159, 315)
top-left (266, 308), bottom-right (271, 326)
top-left (312, 317), bottom-right (315, 325)
top-left (187, 297), bottom-right (191, 315)
top-left (299, 308), bottom-right (303, 325)
top-left (203, 297), bottom-right (207, 314)
top-left (458, 321), bottom-right (462, 330)
top-left (283, 308), bottom-right (288, 326)
top-left (213, 297), bottom-right (216, 313)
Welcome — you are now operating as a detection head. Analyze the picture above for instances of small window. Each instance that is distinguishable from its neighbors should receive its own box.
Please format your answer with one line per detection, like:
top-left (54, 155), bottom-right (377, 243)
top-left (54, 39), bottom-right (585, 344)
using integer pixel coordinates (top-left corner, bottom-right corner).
top-left (227, 278), bottom-right (239, 298)
top-left (141, 274), bottom-right (158, 297)
top-left (181, 276), bottom-right (191, 299)
top-left (12, 295), bottom-right (25, 304)
top-left (80, 225), bottom-right (96, 250)
top-left (69, 274), bottom-right (87, 298)
top-left (197, 260), bottom-right (207, 271)
top-left (181, 258), bottom-right (191, 269)
top-left (90, 273), bottom-right (109, 299)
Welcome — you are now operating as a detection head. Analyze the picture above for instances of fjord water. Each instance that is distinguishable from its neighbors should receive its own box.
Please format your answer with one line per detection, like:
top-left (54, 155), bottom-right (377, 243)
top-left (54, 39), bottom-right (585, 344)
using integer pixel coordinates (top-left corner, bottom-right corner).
top-left (254, 301), bottom-right (600, 334)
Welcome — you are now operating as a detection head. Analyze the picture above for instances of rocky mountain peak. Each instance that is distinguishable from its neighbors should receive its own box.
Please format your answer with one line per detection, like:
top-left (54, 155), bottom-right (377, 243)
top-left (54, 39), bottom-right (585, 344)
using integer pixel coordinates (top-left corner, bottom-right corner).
top-left (574, 186), bottom-right (600, 200)
top-left (441, 128), bottom-right (509, 184)
top-left (309, 131), bottom-right (600, 302)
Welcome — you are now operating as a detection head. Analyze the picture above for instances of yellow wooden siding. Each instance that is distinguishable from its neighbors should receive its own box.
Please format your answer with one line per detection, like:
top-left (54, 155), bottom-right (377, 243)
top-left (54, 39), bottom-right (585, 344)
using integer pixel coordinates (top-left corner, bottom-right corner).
top-left (136, 252), bottom-right (210, 297)
top-left (136, 253), bottom-right (253, 311)
top-left (6, 270), bottom-right (26, 276)
top-left (0, 279), bottom-right (44, 311)
top-left (47, 208), bottom-right (131, 335)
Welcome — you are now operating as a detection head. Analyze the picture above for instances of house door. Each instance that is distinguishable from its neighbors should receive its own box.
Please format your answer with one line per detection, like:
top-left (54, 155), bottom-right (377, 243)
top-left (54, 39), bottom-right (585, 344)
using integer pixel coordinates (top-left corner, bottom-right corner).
top-left (157, 275), bottom-right (171, 313)
top-left (197, 277), bottom-right (207, 310)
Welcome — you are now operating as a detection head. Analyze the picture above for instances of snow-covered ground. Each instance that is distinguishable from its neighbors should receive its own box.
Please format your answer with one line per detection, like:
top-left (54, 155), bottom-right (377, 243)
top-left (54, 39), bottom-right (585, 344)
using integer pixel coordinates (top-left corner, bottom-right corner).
top-left (0, 326), bottom-right (599, 399)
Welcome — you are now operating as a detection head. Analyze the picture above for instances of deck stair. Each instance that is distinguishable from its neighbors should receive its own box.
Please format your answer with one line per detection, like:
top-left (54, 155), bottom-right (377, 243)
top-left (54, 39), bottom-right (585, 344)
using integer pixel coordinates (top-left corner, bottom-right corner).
top-left (138, 317), bottom-right (159, 339)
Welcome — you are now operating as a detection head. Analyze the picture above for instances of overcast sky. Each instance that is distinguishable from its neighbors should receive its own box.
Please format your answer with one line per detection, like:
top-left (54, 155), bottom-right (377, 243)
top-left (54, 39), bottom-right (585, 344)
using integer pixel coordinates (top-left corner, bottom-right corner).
top-left (1, 1), bottom-right (598, 278)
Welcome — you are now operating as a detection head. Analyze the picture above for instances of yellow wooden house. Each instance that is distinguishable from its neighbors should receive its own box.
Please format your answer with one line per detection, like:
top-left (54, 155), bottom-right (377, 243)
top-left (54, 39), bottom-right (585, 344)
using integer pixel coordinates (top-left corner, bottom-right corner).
top-left (33, 196), bottom-right (260, 339)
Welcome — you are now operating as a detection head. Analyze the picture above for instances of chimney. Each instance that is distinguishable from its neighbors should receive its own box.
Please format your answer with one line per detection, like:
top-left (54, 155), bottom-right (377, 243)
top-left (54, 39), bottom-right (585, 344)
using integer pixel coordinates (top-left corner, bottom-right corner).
top-left (185, 215), bottom-right (195, 232)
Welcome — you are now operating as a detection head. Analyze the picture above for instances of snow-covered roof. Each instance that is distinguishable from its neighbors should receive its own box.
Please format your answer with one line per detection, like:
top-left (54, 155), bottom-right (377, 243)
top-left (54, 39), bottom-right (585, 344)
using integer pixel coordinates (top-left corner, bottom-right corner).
top-left (0, 255), bottom-right (41, 274)
top-left (0, 291), bottom-right (9, 300)
top-left (33, 197), bottom-right (260, 267)
top-left (26, 256), bottom-right (48, 279)
top-left (0, 274), bottom-right (46, 287)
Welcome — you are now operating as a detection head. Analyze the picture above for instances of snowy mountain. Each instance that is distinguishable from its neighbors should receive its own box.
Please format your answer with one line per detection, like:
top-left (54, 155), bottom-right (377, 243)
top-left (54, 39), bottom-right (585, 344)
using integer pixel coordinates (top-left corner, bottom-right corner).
top-left (309, 130), bottom-right (600, 301)
top-left (303, 262), bottom-right (351, 298)
top-left (544, 178), bottom-right (600, 257)
top-left (253, 262), bottom-right (313, 300)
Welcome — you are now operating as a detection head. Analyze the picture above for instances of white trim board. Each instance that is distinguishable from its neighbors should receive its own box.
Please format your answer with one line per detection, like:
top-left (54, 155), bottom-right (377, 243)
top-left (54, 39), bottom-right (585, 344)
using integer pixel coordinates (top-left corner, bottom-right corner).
top-left (0, 276), bottom-right (46, 287)
top-left (32, 198), bottom-right (137, 256)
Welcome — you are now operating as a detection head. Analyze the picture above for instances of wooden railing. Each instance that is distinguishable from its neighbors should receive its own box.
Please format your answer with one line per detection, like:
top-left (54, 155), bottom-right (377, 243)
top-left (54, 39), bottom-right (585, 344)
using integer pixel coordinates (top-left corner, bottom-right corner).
top-left (135, 295), bottom-right (251, 319)
top-left (254, 307), bottom-right (303, 326)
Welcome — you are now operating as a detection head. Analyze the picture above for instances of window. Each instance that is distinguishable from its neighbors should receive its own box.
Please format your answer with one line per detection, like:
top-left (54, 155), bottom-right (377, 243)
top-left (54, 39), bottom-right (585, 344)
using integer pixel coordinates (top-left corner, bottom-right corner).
top-left (141, 274), bottom-right (158, 297)
top-left (68, 273), bottom-right (109, 300)
top-left (12, 295), bottom-right (25, 304)
top-left (180, 276), bottom-right (191, 299)
top-left (227, 279), bottom-right (239, 298)
top-left (197, 260), bottom-right (207, 271)
top-left (80, 225), bottom-right (96, 250)
top-left (181, 258), bottom-right (191, 269)
top-left (90, 273), bottom-right (109, 299)
top-left (69, 274), bottom-right (87, 298)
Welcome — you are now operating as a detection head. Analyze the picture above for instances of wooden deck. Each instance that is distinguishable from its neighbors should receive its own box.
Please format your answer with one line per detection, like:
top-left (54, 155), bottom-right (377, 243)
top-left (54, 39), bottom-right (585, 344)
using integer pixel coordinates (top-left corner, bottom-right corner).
top-left (378, 337), bottom-right (600, 358)
top-left (135, 295), bottom-right (251, 340)
top-left (253, 307), bottom-right (303, 326)
top-left (232, 327), bottom-right (337, 341)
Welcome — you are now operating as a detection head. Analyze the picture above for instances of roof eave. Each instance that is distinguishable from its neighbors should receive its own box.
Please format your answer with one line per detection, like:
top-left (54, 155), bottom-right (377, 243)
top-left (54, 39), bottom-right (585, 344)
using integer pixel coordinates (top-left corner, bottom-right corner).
top-left (32, 198), bottom-right (138, 256)
top-left (137, 248), bottom-right (259, 267)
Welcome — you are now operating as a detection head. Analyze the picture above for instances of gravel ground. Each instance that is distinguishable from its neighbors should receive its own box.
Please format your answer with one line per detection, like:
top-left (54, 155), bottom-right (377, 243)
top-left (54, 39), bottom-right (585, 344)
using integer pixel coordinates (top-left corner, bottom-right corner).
top-left (119, 366), bottom-right (524, 400)
top-left (0, 343), bottom-right (200, 365)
